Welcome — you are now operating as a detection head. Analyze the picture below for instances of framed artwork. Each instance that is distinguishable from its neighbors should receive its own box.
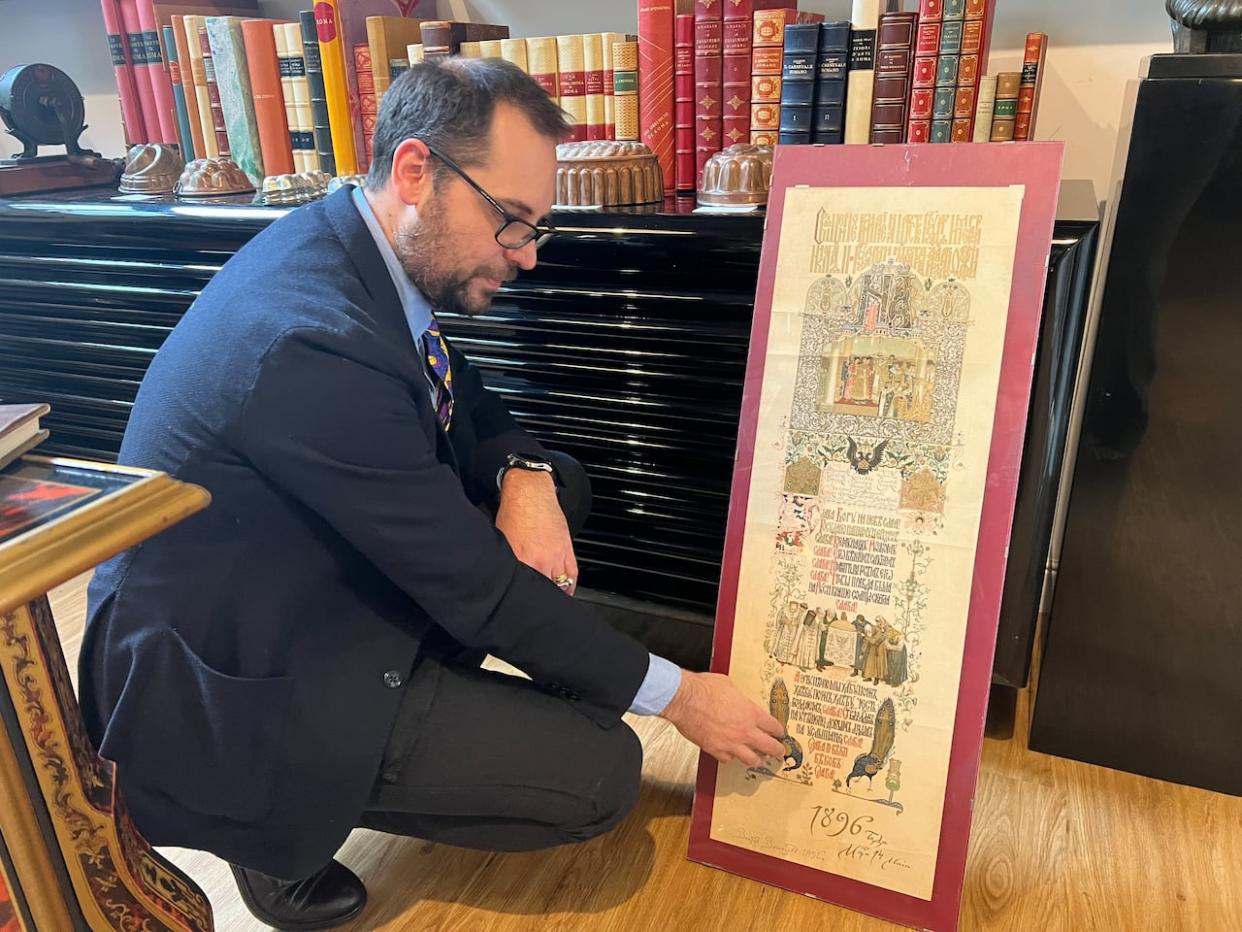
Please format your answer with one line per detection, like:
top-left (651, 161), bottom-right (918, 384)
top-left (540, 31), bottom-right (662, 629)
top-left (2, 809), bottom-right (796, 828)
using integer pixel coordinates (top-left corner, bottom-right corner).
top-left (689, 142), bottom-right (1064, 931)
top-left (0, 455), bottom-right (213, 931)
top-left (0, 476), bottom-right (102, 543)
top-left (0, 458), bottom-right (143, 547)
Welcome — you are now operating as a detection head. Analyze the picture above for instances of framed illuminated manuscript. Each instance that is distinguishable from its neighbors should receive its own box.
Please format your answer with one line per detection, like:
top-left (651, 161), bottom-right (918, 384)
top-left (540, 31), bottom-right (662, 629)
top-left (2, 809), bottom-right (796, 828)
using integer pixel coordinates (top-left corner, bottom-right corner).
top-left (688, 143), bottom-right (1064, 931)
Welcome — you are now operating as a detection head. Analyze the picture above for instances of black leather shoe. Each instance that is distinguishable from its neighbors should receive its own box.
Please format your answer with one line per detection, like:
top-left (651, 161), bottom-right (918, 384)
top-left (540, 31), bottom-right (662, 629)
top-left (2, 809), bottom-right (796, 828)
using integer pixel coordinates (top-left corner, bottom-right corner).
top-left (230, 859), bottom-right (366, 931)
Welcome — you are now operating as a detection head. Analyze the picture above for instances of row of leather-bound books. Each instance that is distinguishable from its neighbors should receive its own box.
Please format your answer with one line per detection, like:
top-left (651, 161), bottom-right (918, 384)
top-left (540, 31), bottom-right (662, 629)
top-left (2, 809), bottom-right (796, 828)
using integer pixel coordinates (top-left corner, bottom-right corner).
top-left (637, 0), bottom-right (832, 197)
top-left (99, 1), bottom-right (649, 185)
top-left (866, 0), bottom-right (1048, 146)
top-left (635, 0), bottom-right (1048, 197)
top-left (774, 3), bottom-right (1047, 147)
top-left (99, 0), bottom-right (1048, 197)
top-left (100, 0), bottom-right (431, 180)
top-left (441, 33), bottom-right (644, 145)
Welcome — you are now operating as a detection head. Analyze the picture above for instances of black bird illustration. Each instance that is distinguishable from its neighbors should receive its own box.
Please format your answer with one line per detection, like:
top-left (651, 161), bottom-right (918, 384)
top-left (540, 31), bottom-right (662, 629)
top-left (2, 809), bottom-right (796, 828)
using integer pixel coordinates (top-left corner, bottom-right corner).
top-left (846, 698), bottom-right (896, 788)
top-left (773, 678), bottom-right (804, 772)
top-left (847, 437), bottom-right (889, 475)
top-left (753, 677), bottom-right (803, 775)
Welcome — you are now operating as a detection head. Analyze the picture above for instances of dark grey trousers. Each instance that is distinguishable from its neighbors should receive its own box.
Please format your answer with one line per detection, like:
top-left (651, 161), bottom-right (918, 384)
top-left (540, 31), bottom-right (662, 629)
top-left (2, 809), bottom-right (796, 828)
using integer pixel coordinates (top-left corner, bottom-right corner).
top-left (357, 451), bottom-right (644, 851)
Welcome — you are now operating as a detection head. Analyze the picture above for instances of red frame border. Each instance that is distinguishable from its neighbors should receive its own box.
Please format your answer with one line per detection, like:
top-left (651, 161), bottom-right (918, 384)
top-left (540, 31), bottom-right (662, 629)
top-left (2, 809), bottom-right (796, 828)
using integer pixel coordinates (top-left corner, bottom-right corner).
top-left (688, 142), bottom-right (1065, 932)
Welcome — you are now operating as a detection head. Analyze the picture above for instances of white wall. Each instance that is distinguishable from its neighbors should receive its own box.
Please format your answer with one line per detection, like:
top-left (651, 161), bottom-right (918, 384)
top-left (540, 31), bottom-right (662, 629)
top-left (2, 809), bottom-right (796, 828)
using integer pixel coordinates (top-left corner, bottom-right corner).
top-left (1, 0), bottom-right (1175, 199)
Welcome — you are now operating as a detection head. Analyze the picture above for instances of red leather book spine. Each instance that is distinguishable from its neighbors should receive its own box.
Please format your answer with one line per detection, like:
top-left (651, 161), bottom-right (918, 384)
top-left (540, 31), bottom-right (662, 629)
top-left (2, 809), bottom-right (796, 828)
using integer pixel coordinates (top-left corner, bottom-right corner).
top-left (353, 42), bottom-right (375, 171)
top-left (868, 11), bottom-right (917, 144)
top-left (908, 0), bottom-right (943, 144)
top-left (748, 7), bottom-right (786, 145)
top-left (102, 0), bottom-right (149, 145)
top-left (675, 12), bottom-right (696, 192)
top-left (1014, 31), bottom-right (1048, 140)
top-left (639, 0), bottom-right (676, 194)
top-left (951, 83), bottom-right (976, 142)
top-left (722, 0), bottom-right (754, 148)
top-left (694, 0), bottom-right (723, 189)
top-left (956, 0), bottom-right (994, 141)
top-left (908, 88), bottom-right (933, 141)
top-left (198, 24), bottom-right (232, 157)
top-left (135, 0), bottom-right (179, 144)
top-left (975, 0), bottom-right (997, 83)
top-left (119, 0), bottom-right (165, 143)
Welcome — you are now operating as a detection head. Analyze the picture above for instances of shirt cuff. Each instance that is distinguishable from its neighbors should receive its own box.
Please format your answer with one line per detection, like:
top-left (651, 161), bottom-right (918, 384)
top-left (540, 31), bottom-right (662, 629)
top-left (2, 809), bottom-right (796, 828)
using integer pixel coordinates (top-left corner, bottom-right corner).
top-left (627, 653), bottom-right (683, 716)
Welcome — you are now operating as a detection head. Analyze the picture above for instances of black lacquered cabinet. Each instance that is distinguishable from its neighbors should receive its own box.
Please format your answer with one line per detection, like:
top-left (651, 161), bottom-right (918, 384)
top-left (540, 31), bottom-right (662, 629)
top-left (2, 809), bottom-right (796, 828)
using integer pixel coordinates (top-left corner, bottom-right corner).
top-left (0, 182), bottom-right (1096, 686)
top-left (995, 180), bottom-right (1099, 688)
top-left (1031, 55), bottom-right (1242, 794)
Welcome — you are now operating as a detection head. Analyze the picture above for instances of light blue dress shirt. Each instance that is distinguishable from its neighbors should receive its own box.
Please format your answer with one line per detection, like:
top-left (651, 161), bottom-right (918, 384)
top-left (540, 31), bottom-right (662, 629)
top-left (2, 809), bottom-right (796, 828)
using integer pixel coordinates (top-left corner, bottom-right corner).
top-left (350, 188), bottom-right (683, 716)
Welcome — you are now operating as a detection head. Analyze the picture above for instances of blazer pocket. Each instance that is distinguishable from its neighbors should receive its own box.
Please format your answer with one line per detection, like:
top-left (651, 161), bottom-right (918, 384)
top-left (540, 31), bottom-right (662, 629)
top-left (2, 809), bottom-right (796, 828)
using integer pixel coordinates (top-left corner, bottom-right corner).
top-left (100, 626), bottom-right (294, 824)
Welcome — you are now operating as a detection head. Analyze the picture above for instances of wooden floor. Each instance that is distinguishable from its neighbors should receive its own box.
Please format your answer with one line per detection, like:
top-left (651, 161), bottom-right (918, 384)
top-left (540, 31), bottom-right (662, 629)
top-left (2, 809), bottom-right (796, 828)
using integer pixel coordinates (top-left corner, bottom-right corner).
top-left (49, 575), bottom-right (1242, 932)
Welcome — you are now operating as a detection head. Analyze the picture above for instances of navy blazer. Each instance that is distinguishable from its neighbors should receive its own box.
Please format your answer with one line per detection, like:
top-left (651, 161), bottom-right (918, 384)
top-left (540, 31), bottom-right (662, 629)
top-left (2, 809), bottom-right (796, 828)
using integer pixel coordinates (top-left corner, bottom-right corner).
top-left (79, 187), bottom-right (650, 879)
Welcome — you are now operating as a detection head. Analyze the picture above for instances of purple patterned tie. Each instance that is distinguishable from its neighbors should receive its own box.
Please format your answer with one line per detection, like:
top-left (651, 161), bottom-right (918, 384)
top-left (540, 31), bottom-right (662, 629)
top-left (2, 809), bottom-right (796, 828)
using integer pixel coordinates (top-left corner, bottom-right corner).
top-left (424, 316), bottom-right (454, 431)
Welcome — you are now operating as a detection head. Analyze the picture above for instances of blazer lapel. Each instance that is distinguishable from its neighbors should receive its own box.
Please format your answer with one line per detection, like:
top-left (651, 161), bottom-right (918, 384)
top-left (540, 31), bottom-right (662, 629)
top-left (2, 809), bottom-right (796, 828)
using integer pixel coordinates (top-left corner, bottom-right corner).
top-left (321, 187), bottom-right (461, 475)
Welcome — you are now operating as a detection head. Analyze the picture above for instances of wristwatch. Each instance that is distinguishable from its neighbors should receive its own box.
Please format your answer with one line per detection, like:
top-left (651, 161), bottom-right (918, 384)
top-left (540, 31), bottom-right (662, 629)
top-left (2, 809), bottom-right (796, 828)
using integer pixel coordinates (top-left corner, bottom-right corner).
top-left (497, 452), bottom-right (557, 490)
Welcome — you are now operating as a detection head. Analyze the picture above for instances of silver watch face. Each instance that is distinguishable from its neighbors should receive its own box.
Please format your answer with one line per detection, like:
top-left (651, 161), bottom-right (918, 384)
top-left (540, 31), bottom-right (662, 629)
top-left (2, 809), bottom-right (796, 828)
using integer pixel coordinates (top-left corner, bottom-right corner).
top-left (498, 455), bottom-right (556, 490)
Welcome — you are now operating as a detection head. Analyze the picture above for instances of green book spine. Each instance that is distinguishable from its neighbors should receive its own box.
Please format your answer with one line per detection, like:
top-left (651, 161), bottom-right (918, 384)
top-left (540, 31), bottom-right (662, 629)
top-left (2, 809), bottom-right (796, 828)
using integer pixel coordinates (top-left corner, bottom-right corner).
top-left (205, 16), bottom-right (264, 183)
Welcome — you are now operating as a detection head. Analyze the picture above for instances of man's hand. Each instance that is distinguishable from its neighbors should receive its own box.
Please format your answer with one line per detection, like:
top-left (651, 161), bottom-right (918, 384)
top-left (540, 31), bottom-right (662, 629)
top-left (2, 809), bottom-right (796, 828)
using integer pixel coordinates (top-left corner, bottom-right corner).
top-left (495, 469), bottom-right (578, 594)
top-left (659, 671), bottom-right (786, 768)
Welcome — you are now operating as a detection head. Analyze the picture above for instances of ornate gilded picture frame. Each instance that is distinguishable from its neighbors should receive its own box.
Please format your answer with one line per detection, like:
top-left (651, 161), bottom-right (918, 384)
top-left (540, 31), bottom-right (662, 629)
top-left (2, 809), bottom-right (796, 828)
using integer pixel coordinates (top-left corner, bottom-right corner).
top-left (0, 455), bottom-right (212, 931)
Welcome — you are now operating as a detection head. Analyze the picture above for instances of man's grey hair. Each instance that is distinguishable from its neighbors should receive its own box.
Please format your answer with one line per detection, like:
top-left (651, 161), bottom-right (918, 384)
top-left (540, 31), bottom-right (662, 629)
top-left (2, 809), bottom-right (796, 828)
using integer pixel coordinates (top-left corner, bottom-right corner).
top-left (365, 57), bottom-right (571, 189)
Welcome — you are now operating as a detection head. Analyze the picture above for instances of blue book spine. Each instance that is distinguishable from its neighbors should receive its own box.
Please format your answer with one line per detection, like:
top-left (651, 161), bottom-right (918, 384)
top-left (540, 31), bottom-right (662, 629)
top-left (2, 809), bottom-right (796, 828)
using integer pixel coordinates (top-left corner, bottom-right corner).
top-left (811, 21), bottom-right (850, 144)
top-left (778, 23), bottom-right (820, 144)
top-left (164, 25), bottom-right (196, 161)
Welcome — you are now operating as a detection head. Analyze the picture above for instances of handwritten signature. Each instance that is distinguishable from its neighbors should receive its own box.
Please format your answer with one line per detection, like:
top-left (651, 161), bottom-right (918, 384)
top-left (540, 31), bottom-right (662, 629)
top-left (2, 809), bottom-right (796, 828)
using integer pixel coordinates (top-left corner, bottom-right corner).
top-left (839, 842), bottom-right (912, 872)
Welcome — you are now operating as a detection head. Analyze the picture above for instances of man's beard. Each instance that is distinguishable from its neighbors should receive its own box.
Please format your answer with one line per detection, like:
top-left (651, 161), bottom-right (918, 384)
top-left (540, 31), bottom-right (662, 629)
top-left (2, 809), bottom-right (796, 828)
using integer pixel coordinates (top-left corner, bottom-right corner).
top-left (393, 198), bottom-right (517, 316)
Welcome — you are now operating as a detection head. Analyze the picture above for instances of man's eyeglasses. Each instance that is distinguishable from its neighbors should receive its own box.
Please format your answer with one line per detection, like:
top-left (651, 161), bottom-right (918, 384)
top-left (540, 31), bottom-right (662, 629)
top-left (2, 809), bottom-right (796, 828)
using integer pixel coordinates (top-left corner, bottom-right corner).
top-left (420, 141), bottom-right (556, 250)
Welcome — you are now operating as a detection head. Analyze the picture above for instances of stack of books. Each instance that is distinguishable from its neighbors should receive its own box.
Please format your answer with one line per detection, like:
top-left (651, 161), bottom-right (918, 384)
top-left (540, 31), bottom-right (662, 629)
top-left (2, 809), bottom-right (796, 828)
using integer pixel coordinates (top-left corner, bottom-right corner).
top-left (0, 404), bottom-right (49, 472)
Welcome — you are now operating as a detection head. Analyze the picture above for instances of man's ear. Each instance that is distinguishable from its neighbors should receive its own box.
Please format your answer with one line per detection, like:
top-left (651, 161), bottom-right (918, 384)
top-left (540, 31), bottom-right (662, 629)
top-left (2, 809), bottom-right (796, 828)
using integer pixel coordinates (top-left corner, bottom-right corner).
top-left (390, 138), bottom-right (435, 208)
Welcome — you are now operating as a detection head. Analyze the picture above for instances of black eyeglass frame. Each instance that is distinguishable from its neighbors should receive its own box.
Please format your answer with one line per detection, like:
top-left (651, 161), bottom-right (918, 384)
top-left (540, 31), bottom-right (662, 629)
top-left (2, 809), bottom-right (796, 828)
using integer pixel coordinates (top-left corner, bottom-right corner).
top-left (419, 140), bottom-right (557, 250)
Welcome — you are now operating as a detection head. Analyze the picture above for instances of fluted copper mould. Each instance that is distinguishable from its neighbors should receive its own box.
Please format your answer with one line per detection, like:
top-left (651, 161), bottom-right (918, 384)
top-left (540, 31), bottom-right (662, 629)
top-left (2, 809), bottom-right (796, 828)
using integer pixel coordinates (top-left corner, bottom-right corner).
top-left (555, 141), bottom-right (664, 208)
top-left (326, 174), bottom-right (367, 194)
top-left (697, 144), bottom-right (773, 208)
top-left (257, 171), bottom-right (332, 206)
top-left (118, 144), bottom-right (185, 194)
top-left (173, 157), bottom-right (255, 197)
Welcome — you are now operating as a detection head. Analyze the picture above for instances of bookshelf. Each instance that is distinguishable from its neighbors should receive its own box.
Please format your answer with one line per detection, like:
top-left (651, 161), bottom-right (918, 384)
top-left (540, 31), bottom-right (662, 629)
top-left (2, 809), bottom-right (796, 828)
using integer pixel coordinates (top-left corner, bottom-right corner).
top-left (0, 0), bottom-right (1175, 196)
